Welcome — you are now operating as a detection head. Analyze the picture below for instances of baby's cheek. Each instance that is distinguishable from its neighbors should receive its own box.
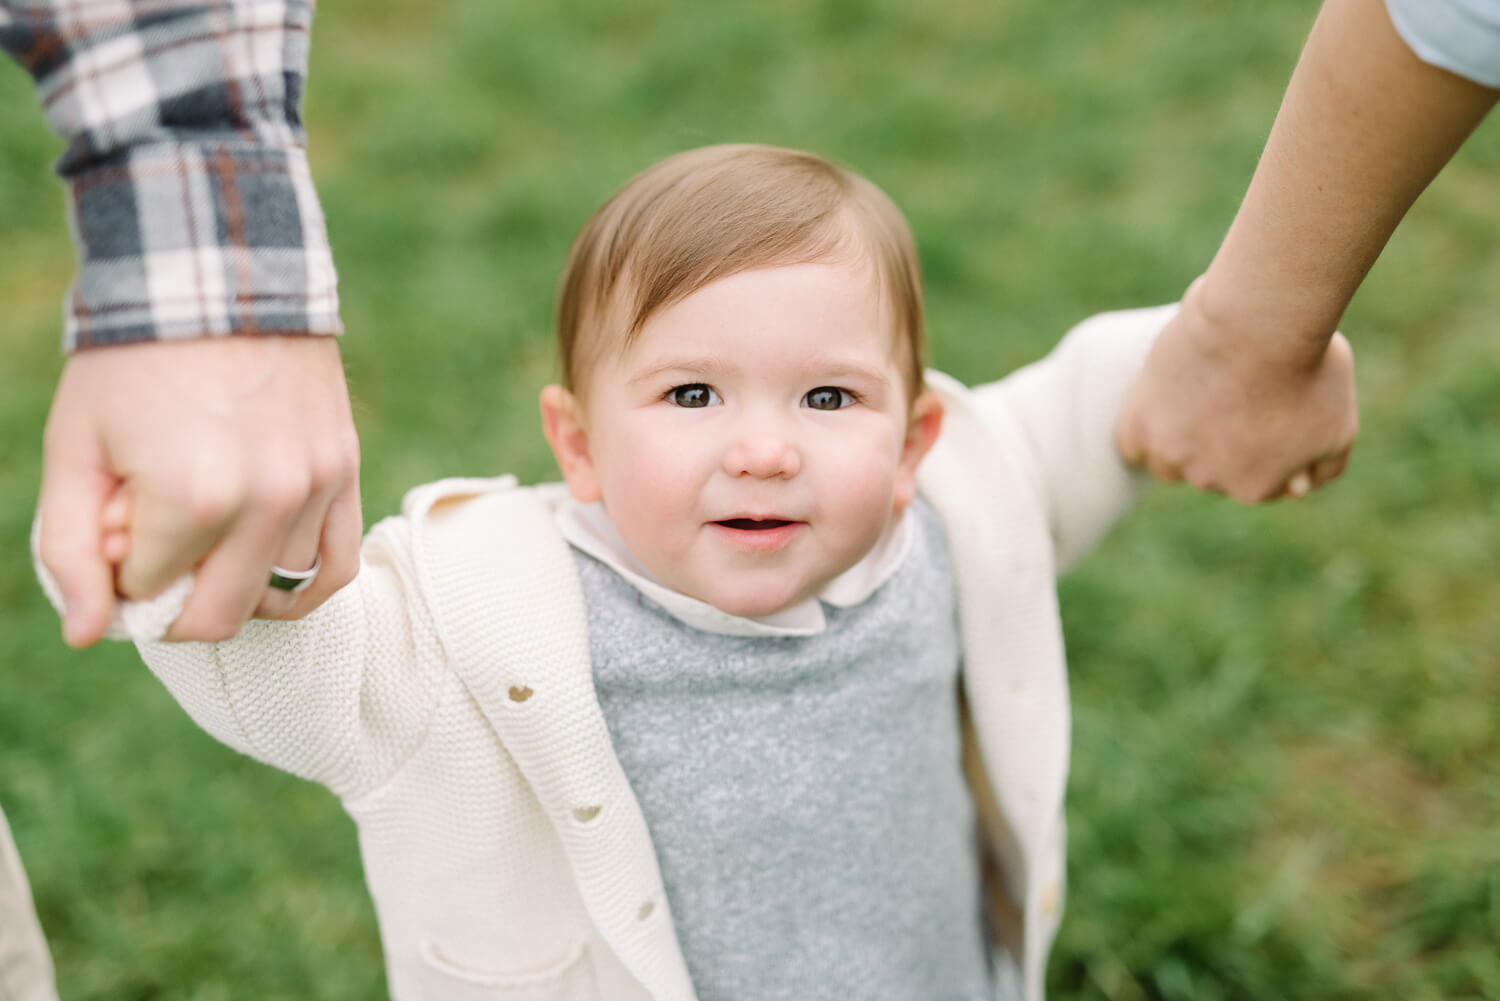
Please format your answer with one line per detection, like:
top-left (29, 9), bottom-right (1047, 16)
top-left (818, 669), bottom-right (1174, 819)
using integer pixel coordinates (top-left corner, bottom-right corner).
top-left (825, 434), bottom-right (903, 499)
top-left (605, 450), bottom-right (703, 557)
top-left (822, 447), bottom-right (903, 546)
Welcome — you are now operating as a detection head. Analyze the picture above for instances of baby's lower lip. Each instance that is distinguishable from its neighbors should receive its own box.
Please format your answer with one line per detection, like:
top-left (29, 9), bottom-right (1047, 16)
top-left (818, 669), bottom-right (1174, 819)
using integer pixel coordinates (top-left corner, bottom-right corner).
top-left (710, 519), bottom-right (802, 549)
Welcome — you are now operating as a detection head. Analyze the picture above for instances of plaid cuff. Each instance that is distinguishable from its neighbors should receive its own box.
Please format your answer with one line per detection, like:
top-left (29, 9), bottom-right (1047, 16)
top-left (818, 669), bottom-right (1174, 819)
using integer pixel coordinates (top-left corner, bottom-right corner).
top-left (66, 140), bottom-right (340, 349)
top-left (1, 0), bottom-right (342, 349)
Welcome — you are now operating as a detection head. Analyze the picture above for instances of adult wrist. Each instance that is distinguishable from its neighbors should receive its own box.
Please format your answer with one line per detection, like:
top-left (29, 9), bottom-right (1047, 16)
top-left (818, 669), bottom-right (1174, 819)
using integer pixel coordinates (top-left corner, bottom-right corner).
top-left (1186, 268), bottom-right (1343, 374)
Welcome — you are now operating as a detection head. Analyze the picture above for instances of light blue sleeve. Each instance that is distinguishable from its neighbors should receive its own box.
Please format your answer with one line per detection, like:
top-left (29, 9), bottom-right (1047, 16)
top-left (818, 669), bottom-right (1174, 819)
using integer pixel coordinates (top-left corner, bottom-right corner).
top-left (1386, 0), bottom-right (1500, 88)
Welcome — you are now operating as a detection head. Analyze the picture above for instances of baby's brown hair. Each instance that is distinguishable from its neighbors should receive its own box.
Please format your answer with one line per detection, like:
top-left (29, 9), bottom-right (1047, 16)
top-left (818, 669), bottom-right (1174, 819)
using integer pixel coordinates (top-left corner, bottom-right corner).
top-left (556, 144), bottom-right (926, 400)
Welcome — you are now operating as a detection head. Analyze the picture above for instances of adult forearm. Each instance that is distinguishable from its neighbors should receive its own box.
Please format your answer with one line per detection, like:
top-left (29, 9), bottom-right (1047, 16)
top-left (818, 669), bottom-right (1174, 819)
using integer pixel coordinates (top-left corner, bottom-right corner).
top-left (1198, 0), bottom-right (1497, 367)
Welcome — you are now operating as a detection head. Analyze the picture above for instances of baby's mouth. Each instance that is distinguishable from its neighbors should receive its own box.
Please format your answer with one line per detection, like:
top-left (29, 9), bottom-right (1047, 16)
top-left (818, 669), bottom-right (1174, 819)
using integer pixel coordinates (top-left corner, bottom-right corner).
top-left (715, 518), bottom-right (795, 531)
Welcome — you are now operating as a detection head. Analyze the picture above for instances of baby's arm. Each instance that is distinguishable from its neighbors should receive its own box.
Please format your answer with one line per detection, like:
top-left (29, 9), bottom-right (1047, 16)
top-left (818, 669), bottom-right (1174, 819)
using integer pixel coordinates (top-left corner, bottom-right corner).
top-left (967, 304), bottom-right (1176, 571)
top-left (45, 510), bottom-right (444, 803)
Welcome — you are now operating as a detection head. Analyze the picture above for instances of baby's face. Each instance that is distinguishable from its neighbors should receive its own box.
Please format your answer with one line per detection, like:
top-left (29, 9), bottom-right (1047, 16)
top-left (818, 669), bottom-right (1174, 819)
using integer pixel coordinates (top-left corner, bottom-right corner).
top-left (546, 261), bottom-right (942, 618)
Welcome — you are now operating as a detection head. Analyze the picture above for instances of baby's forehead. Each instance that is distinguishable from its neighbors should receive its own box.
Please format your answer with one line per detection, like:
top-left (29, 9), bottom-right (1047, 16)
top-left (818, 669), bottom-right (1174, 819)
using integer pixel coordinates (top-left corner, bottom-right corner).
top-left (611, 259), bottom-right (899, 347)
top-left (571, 266), bottom-right (917, 407)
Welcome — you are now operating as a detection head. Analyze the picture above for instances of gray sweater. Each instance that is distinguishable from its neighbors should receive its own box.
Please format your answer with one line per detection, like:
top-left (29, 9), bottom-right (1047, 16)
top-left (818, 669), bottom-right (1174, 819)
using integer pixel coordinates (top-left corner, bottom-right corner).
top-left (579, 499), bottom-right (994, 1001)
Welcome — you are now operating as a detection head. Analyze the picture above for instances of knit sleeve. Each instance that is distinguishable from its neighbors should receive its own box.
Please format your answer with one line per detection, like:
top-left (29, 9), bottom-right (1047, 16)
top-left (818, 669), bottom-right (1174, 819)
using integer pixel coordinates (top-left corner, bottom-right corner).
top-left (0, 0), bottom-right (339, 349)
top-left (129, 517), bottom-right (445, 802)
top-left (964, 305), bottom-right (1172, 573)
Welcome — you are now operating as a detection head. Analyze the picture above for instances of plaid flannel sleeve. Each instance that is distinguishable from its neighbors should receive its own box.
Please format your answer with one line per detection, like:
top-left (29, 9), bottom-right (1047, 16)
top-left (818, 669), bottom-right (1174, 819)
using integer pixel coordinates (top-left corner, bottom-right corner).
top-left (0, 0), bottom-right (340, 350)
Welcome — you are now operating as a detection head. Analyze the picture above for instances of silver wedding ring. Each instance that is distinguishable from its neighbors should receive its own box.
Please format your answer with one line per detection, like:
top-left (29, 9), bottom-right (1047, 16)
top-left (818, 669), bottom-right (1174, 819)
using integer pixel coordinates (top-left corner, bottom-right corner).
top-left (269, 555), bottom-right (321, 593)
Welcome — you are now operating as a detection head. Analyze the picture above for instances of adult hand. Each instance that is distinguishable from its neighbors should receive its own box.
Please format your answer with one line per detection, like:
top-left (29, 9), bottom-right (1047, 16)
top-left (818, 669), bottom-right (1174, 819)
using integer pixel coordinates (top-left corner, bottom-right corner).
top-left (37, 335), bottom-right (361, 646)
top-left (1116, 281), bottom-right (1358, 503)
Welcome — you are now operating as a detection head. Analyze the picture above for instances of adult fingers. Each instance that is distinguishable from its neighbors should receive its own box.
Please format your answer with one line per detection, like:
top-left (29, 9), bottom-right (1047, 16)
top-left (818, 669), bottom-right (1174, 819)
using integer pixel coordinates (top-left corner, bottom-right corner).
top-left (1115, 387), bottom-right (1206, 488)
top-left (1275, 447), bottom-right (1351, 501)
top-left (162, 471), bottom-right (308, 642)
top-left (115, 475), bottom-right (237, 600)
top-left (37, 433), bottom-right (117, 648)
top-left (1144, 453), bottom-right (1185, 486)
top-left (1226, 472), bottom-right (1293, 505)
top-left (251, 496), bottom-right (325, 620)
top-left (1310, 449), bottom-right (1351, 488)
top-left (258, 472), bottom-right (362, 621)
top-left (1113, 397), bottom-right (1148, 469)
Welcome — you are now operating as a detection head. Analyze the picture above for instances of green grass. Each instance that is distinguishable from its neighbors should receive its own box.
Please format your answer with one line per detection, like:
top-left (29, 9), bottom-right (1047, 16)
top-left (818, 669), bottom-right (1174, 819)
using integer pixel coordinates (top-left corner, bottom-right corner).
top-left (3, 1), bottom-right (1498, 997)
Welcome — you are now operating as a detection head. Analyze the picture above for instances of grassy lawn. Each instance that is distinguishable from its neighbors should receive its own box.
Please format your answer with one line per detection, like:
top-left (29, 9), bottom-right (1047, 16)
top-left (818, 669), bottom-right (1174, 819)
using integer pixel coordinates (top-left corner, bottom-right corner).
top-left (2, 1), bottom-right (1497, 998)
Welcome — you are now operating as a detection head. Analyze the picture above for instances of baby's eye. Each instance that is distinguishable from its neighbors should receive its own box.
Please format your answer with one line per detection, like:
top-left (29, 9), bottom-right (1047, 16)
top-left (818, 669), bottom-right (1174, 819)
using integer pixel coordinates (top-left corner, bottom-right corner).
top-left (669, 383), bottom-right (721, 408)
top-left (802, 386), bottom-right (855, 411)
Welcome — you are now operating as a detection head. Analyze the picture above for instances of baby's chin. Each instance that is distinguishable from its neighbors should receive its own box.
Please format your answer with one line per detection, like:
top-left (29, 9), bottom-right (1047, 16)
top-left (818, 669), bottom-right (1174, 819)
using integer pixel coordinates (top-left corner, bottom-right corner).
top-left (685, 575), bottom-right (829, 620)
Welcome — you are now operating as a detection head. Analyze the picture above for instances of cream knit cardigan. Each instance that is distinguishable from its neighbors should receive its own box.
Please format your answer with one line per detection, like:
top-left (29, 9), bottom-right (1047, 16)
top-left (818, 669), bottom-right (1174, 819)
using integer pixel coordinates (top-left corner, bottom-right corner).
top-left (65, 305), bottom-right (1171, 1001)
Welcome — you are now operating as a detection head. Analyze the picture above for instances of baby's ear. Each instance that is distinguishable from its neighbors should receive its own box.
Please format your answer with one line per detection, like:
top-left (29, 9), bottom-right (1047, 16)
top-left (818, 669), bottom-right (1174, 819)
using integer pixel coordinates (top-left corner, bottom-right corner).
top-left (539, 385), bottom-right (602, 503)
top-left (893, 391), bottom-right (944, 514)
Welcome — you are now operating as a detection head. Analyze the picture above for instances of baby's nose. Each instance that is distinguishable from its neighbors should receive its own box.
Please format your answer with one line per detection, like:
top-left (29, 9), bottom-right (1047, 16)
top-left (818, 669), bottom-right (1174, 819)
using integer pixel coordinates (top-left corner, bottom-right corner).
top-left (723, 432), bottom-right (801, 479)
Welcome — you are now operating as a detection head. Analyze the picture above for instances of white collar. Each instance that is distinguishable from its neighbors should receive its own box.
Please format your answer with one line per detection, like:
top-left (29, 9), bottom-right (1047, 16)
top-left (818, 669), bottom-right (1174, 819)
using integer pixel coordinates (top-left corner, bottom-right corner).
top-left (555, 500), bottom-right (913, 638)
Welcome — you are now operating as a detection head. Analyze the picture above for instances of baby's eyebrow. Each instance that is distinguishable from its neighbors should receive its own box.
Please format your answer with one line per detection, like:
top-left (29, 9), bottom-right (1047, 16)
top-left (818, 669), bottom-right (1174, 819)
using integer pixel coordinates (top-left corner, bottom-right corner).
top-left (624, 359), bottom-right (723, 386)
top-left (623, 356), bottom-right (894, 389)
top-left (810, 363), bottom-right (892, 388)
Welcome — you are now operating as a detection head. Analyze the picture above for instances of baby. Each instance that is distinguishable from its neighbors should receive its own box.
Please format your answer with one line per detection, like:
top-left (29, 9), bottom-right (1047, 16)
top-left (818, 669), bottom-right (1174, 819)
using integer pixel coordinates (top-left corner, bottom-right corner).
top-left (55, 144), bottom-right (1177, 1001)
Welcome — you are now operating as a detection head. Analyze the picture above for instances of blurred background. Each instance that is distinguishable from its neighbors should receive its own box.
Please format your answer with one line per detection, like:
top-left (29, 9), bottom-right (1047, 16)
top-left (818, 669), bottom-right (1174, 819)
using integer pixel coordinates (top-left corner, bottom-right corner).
top-left (2, 0), bottom-right (1497, 998)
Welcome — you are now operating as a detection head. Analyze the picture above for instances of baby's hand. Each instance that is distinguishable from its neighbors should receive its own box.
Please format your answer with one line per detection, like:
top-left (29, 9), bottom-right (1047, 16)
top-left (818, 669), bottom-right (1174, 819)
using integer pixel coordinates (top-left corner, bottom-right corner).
top-left (102, 485), bottom-right (132, 574)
